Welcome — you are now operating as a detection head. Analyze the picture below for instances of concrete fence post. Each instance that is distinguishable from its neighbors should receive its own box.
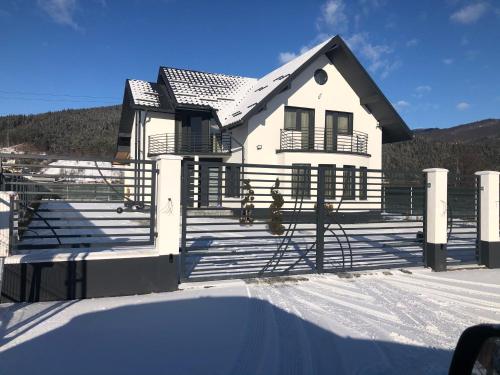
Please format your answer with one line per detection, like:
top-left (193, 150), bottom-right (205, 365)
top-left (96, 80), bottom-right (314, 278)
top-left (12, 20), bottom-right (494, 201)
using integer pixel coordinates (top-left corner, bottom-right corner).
top-left (423, 168), bottom-right (448, 271)
top-left (0, 191), bottom-right (14, 258)
top-left (475, 171), bottom-right (500, 268)
top-left (0, 191), bottom-right (15, 296)
top-left (155, 155), bottom-right (182, 257)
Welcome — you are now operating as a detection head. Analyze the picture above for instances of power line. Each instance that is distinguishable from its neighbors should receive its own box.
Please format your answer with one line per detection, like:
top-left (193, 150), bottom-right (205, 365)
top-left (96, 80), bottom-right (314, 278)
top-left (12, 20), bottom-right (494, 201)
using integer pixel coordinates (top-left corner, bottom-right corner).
top-left (0, 95), bottom-right (119, 104)
top-left (0, 89), bottom-right (121, 100)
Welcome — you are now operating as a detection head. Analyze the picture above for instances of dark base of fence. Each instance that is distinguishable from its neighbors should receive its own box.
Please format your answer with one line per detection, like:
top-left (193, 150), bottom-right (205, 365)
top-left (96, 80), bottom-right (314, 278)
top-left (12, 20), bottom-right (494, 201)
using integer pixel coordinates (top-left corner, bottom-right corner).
top-left (424, 243), bottom-right (447, 272)
top-left (479, 241), bottom-right (500, 269)
top-left (0, 254), bottom-right (179, 303)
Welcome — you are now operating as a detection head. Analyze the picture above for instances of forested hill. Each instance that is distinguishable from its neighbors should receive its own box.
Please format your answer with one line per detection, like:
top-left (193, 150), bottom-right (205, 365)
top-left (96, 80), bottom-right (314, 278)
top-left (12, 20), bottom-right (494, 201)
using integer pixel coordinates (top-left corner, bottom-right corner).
top-left (383, 119), bottom-right (500, 177)
top-left (0, 106), bottom-right (121, 157)
top-left (0, 106), bottom-right (498, 176)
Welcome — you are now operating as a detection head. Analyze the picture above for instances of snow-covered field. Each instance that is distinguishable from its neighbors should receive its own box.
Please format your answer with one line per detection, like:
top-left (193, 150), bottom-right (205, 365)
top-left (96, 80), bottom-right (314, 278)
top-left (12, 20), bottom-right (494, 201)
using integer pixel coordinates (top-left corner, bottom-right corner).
top-left (1, 267), bottom-right (499, 375)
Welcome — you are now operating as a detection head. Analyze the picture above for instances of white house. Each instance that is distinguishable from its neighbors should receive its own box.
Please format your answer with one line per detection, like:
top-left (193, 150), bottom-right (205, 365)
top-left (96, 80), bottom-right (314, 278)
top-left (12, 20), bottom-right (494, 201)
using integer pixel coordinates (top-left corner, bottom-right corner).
top-left (115, 35), bottom-right (412, 209)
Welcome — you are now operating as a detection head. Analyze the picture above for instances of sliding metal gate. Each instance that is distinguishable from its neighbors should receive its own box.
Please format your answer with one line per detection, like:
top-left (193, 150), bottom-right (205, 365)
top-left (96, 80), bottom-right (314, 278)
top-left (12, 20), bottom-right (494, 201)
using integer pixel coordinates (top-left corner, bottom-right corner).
top-left (180, 161), bottom-right (425, 282)
top-left (0, 153), bottom-right (157, 253)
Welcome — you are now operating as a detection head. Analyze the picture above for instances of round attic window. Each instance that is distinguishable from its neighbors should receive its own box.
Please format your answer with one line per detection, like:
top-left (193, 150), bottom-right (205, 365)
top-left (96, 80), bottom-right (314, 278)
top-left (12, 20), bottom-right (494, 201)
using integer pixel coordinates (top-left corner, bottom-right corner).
top-left (314, 69), bottom-right (328, 85)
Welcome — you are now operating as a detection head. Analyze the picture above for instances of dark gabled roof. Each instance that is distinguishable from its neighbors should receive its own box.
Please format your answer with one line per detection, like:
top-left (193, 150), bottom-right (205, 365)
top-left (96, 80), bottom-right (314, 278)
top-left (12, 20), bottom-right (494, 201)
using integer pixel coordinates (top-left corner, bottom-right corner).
top-left (221, 35), bottom-right (412, 143)
top-left (326, 37), bottom-right (412, 143)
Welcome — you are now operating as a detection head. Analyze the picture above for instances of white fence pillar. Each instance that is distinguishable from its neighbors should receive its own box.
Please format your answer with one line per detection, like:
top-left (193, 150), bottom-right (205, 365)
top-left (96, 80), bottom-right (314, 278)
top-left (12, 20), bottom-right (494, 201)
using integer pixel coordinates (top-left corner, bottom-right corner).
top-left (423, 168), bottom-right (448, 271)
top-left (155, 155), bottom-right (182, 256)
top-left (475, 171), bottom-right (500, 268)
top-left (0, 192), bottom-right (14, 258)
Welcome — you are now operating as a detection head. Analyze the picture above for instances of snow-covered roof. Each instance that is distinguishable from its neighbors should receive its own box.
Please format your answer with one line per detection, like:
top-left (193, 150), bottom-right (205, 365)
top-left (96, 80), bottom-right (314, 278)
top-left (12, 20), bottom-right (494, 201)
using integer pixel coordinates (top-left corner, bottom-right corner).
top-left (161, 67), bottom-right (256, 116)
top-left (128, 80), bottom-right (161, 108)
top-left (159, 38), bottom-right (331, 126)
top-left (120, 35), bottom-right (412, 144)
top-left (222, 38), bottom-right (332, 126)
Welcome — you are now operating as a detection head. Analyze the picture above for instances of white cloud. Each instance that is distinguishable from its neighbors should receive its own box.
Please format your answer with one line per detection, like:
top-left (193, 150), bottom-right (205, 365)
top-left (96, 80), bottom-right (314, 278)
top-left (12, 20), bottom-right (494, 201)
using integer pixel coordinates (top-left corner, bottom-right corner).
top-left (346, 33), bottom-right (400, 78)
top-left (316, 0), bottom-right (348, 32)
top-left (278, 52), bottom-right (298, 64)
top-left (406, 38), bottom-right (419, 47)
top-left (442, 58), bottom-right (454, 65)
top-left (38, 0), bottom-right (80, 30)
top-left (280, 0), bottom-right (399, 78)
top-left (394, 100), bottom-right (410, 108)
top-left (416, 85), bottom-right (432, 93)
top-left (414, 85), bottom-right (432, 98)
top-left (456, 101), bottom-right (470, 110)
top-left (358, 0), bottom-right (386, 15)
top-left (450, 2), bottom-right (488, 24)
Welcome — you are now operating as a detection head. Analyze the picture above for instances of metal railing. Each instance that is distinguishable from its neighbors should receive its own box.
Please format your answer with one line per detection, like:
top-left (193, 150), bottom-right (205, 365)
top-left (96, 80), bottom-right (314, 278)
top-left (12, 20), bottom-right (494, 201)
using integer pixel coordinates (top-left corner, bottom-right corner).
top-left (180, 160), bottom-right (425, 281)
top-left (148, 133), bottom-right (232, 156)
top-left (0, 153), bottom-right (157, 253)
top-left (279, 128), bottom-right (368, 154)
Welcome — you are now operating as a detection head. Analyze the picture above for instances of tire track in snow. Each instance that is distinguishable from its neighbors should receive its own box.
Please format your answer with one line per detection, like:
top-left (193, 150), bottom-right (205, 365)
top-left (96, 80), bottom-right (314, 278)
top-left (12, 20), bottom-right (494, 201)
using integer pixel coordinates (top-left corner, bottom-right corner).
top-left (280, 281), bottom-right (399, 373)
top-left (258, 284), bottom-right (315, 375)
top-left (228, 285), bottom-right (280, 375)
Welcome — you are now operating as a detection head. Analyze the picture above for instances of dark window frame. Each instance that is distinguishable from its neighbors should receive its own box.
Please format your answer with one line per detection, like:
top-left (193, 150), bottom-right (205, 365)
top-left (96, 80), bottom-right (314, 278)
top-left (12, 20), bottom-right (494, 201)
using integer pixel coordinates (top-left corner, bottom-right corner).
top-left (291, 164), bottom-right (311, 199)
top-left (342, 165), bottom-right (356, 200)
top-left (224, 165), bottom-right (241, 198)
top-left (320, 164), bottom-right (337, 200)
top-left (284, 106), bottom-right (315, 150)
top-left (359, 167), bottom-right (368, 200)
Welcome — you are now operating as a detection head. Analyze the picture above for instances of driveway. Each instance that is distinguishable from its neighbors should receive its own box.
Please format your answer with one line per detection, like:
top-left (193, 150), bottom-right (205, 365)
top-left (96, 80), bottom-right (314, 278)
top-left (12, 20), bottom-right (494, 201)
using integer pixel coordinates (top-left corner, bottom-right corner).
top-left (1, 267), bottom-right (499, 374)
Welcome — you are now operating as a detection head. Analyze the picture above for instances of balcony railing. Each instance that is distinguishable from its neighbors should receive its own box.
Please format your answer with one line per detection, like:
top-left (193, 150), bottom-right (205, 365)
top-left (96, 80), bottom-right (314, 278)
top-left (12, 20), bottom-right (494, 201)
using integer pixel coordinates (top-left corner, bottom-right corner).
top-left (279, 128), bottom-right (368, 155)
top-left (148, 133), bottom-right (232, 156)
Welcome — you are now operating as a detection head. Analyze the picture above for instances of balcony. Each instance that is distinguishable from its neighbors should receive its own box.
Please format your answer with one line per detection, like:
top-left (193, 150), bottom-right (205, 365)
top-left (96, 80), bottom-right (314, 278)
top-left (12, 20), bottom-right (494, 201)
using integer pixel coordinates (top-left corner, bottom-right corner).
top-left (148, 133), bottom-right (232, 156)
top-left (278, 128), bottom-right (369, 155)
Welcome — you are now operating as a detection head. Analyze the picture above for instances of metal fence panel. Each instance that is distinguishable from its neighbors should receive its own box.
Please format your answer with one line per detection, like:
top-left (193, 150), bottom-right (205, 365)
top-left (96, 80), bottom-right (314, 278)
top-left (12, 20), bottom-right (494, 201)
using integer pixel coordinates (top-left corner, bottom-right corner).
top-left (180, 161), bottom-right (425, 282)
top-left (0, 153), bottom-right (157, 253)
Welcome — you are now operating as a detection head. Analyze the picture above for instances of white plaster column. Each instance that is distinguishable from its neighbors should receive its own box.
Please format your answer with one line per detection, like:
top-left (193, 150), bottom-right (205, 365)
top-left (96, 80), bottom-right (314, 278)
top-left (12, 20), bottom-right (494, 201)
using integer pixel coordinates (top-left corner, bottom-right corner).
top-left (475, 171), bottom-right (500, 268)
top-left (155, 155), bottom-right (182, 256)
top-left (423, 168), bottom-right (448, 271)
top-left (0, 191), bottom-right (15, 258)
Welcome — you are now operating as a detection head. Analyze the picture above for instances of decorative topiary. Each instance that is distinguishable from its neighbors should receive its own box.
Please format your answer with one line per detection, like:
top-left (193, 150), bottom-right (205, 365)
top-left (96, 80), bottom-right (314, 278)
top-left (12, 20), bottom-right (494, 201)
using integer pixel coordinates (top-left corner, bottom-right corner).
top-left (240, 179), bottom-right (255, 224)
top-left (268, 178), bottom-right (285, 235)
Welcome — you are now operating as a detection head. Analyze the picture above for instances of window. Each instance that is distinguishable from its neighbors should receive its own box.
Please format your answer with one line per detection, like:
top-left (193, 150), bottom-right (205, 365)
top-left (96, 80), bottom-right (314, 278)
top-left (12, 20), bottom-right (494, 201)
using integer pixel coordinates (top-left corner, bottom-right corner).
top-left (284, 107), bottom-right (315, 150)
top-left (291, 164), bottom-right (311, 199)
top-left (359, 167), bottom-right (368, 200)
top-left (224, 165), bottom-right (240, 198)
top-left (321, 164), bottom-right (336, 200)
top-left (325, 111), bottom-right (353, 151)
top-left (342, 165), bottom-right (356, 200)
top-left (314, 69), bottom-right (328, 85)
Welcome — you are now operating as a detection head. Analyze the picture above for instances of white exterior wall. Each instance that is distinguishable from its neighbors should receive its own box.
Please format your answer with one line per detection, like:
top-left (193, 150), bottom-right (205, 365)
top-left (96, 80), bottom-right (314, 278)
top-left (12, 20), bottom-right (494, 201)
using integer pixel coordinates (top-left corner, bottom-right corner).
top-left (241, 54), bottom-right (381, 169)
top-left (126, 111), bottom-right (175, 201)
top-left (225, 54), bottom-right (382, 210)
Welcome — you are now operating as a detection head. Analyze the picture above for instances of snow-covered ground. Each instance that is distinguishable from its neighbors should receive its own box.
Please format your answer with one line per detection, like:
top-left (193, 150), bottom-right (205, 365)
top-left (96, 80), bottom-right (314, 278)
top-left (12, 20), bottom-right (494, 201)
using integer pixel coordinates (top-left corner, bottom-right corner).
top-left (1, 267), bottom-right (499, 375)
top-left (41, 160), bottom-right (123, 182)
top-left (14, 202), bottom-right (152, 254)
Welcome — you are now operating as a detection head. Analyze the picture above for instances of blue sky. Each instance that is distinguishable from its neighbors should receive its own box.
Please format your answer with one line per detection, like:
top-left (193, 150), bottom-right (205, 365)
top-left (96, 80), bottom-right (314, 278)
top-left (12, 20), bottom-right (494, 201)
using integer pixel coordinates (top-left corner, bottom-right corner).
top-left (0, 0), bottom-right (499, 129)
